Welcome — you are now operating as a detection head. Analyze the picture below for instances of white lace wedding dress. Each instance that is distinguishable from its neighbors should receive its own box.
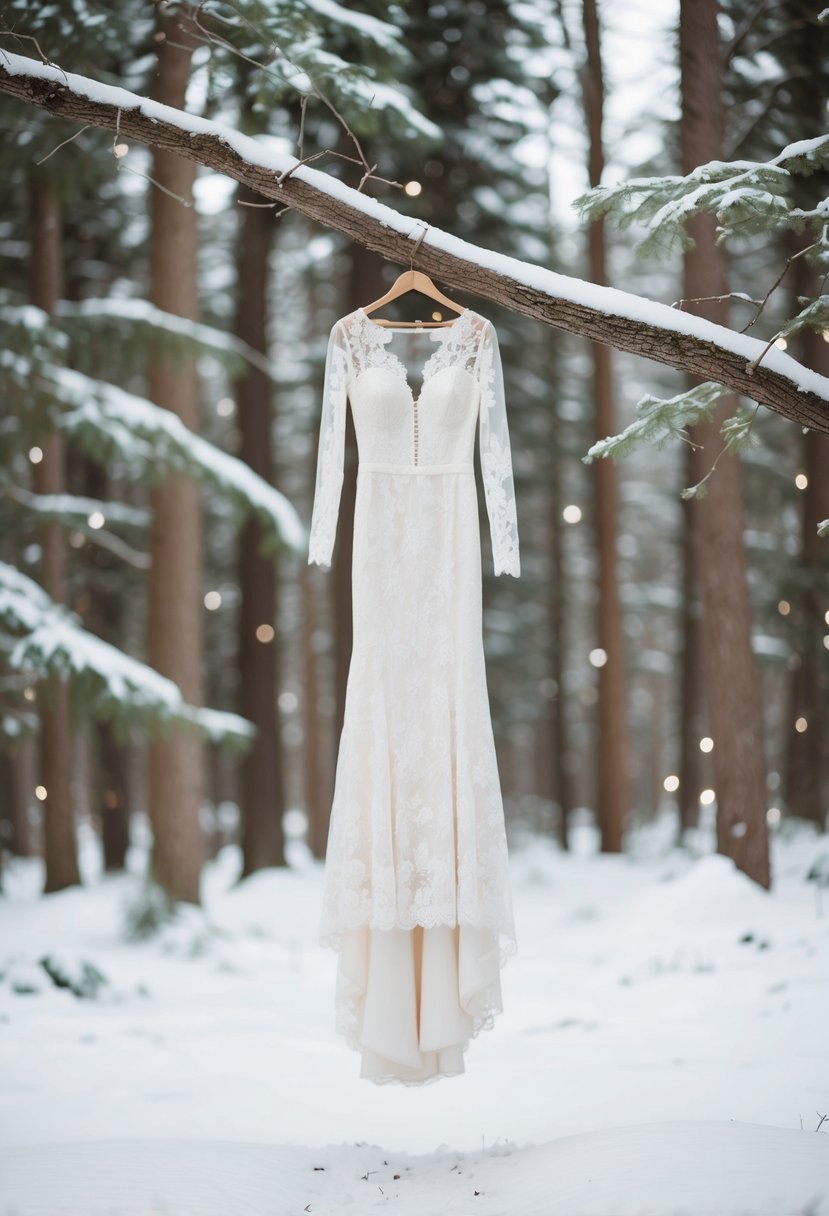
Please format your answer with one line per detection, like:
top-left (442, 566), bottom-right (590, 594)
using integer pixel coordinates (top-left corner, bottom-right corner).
top-left (307, 305), bottom-right (520, 1085)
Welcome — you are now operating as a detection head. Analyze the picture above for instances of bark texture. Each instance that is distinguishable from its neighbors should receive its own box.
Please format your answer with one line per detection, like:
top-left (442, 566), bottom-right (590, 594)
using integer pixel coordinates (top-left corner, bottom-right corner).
top-left (235, 185), bottom-right (286, 874)
top-left (29, 178), bottom-right (81, 894)
top-left (582, 0), bottom-right (630, 852)
top-left (146, 10), bottom-right (206, 903)
top-left (680, 0), bottom-right (770, 889)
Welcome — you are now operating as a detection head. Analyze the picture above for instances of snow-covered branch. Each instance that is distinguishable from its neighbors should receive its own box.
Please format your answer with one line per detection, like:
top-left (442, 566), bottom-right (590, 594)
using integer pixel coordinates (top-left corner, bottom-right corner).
top-left (54, 299), bottom-right (285, 382)
top-left (3, 352), bottom-right (306, 557)
top-left (1, 486), bottom-right (151, 568)
top-left (1, 51), bottom-right (828, 435)
top-left (0, 563), bottom-right (255, 747)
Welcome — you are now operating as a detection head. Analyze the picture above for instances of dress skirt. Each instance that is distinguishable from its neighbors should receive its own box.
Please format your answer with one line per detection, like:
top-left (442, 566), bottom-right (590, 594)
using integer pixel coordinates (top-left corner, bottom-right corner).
top-left (318, 462), bottom-right (518, 1085)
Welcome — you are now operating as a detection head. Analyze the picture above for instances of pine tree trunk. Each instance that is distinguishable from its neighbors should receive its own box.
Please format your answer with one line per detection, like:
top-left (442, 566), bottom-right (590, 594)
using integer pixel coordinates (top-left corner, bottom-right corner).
top-left (4, 737), bottom-right (36, 857)
top-left (146, 7), bottom-right (205, 903)
top-left (235, 185), bottom-right (286, 874)
top-left (582, 0), bottom-right (630, 852)
top-left (29, 178), bottom-right (80, 894)
top-left (302, 560), bottom-right (328, 860)
top-left (97, 720), bottom-right (131, 870)
top-left (549, 423), bottom-right (577, 849)
top-left (678, 501), bottom-right (705, 834)
top-left (679, 0), bottom-right (770, 888)
top-left (78, 454), bottom-right (132, 871)
top-left (784, 242), bottom-right (829, 826)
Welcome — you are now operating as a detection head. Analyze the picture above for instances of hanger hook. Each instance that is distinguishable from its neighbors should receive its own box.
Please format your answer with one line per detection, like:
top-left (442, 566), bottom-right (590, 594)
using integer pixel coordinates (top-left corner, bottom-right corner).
top-left (409, 222), bottom-right (429, 271)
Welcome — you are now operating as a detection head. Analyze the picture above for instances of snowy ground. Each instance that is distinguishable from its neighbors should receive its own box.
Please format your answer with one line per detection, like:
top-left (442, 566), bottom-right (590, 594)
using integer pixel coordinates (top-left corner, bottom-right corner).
top-left (0, 813), bottom-right (827, 1216)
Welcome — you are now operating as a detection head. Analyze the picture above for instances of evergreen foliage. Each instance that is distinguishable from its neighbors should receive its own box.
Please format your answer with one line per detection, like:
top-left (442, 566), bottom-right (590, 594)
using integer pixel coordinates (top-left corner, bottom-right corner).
top-left (0, 561), bottom-right (255, 746)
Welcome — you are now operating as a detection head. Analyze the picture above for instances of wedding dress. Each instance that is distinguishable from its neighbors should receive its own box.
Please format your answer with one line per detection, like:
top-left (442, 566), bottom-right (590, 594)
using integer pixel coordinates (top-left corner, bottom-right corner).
top-left (308, 305), bottom-right (520, 1085)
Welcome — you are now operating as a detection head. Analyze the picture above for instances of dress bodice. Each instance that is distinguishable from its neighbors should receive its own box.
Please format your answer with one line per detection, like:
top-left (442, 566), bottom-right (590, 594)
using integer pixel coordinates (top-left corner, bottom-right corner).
top-left (308, 306), bottom-right (521, 576)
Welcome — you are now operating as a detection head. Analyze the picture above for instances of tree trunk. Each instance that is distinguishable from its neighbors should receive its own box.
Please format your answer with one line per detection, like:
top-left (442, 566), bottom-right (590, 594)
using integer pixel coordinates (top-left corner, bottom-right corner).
top-left (29, 178), bottom-right (80, 894)
top-left (77, 453), bottom-right (133, 871)
top-left (678, 499), bottom-right (705, 834)
top-left (97, 720), bottom-right (131, 870)
top-left (146, 7), bottom-right (206, 904)
top-left (302, 560), bottom-right (328, 860)
top-left (4, 737), bottom-right (36, 858)
top-left (549, 429), bottom-right (577, 849)
top-left (784, 243), bottom-right (829, 826)
top-left (679, 0), bottom-right (770, 888)
top-left (235, 185), bottom-right (286, 874)
top-left (582, 0), bottom-right (630, 852)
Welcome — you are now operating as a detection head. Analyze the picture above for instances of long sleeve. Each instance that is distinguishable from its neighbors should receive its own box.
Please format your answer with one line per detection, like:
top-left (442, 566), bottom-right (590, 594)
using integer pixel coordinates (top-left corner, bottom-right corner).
top-left (308, 320), bottom-right (351, 567)
top-left (476, 319), bottom-right (520, 577)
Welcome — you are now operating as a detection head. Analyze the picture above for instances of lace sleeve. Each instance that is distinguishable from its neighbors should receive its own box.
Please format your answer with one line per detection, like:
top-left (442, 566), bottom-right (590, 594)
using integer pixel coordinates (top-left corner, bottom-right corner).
top-left (308, 319), bottom-right (350, 567)
top-left (476, 319), bottom-right (520, 577)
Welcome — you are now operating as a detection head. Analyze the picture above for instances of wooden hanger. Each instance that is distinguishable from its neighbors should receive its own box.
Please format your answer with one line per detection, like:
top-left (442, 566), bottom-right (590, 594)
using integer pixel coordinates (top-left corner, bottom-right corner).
top-left (361, 227), bottom-right (465, 328)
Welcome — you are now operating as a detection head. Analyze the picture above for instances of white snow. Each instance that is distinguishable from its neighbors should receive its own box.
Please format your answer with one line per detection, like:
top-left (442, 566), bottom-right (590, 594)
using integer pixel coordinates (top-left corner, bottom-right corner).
top-left (9, 487), bottom-right (149, 529)
top-left (298, 0), bottom-right (403, 52)
top-left (40, 362), bottom-right (307, 554)
top-left (0, 820), bottom-right (826, 1215)
top-left (0, 562), bottom-right (254, 745)
top-left (3, 50), bottom-right (828, 407)
top-left (54, 298), bottom-right (284, 382)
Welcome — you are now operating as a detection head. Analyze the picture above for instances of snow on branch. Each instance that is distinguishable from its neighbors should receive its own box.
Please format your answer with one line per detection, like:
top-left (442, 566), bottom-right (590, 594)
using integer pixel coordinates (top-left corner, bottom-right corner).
top-left (53, 298), bottom-right (285, 383)
top-left (0, 562), bottom-right (255, 747)
top-left (573, 136), bottom-right (829, 257)
top-left (584, 382), bottom-right (764, 502)
top-left (4, 353), bottom-right (306, 557)
top-left (1, 52), bottom-right (828, 436)
top-left (1, 486), bottom-right (151, 568)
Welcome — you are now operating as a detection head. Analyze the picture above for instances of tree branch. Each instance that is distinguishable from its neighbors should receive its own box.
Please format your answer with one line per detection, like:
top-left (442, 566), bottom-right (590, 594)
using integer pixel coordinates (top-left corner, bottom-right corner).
top-left (1, 51), bottom-right (828, 435)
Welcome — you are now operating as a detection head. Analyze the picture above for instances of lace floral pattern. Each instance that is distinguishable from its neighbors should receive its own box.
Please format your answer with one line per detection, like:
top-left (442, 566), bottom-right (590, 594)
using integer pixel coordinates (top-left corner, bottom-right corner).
top-left (307, 320), bottom-right (349, 566)
top-left (307, 304), bottom-right (520, 1084)
top-left (316, 465), bottom-right (517, 953)
top-left (307, 307), bottom-right (521, 576)
top-left (348, 306), bottom-right (479, 395)
top-left (475, 321), bottom-right (521, 577)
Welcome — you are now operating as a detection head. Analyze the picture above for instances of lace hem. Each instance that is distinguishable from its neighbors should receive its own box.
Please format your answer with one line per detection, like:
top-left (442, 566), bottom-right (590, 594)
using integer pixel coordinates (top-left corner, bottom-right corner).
top-left (328, 924), bottom-right (518, 1088)
top-left (319, 917), bottom-right (518, 972)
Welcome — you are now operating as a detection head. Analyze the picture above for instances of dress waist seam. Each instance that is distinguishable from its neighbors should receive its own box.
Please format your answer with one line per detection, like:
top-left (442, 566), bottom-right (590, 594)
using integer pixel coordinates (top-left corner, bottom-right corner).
top-left (358, 462), bottom-right (473, 475)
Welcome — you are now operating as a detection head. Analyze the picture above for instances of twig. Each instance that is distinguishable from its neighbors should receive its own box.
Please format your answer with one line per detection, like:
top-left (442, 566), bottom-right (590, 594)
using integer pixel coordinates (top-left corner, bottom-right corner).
top-left (673, 292), bottom-right (762, 310)
top-left (298, 93), bottom-right (308, 161)
top-left (188, 0), bottom-right (391, 194)
top-left (681, 402), bottom-right (761, 498)
top-left (0, 27), bottom-right (61, 71)
top-left (36, 123), bottom-right (95, 164)
top-left (740, 241), bottom-right (818, 336)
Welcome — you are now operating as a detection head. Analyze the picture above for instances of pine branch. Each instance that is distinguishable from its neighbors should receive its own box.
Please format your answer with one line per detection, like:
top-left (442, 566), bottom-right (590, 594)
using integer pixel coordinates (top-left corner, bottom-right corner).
top-left (3, 353), bottom-right (306, 557)
top-left (582, 382), bottom-right (729, 463)
top-left (0, 562), bottom-right (255, 747)
top-left (1, 52), bottom-right (828, 435)
top-left (53, 298), bottom-right (285, 382)
top-left (0, 485), bottom-right (151, 568)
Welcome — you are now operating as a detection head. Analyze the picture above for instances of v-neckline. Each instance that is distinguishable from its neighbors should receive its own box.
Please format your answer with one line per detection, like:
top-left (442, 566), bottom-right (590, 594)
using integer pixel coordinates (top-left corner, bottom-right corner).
top-left (355, 306), bottom-right (473, 403)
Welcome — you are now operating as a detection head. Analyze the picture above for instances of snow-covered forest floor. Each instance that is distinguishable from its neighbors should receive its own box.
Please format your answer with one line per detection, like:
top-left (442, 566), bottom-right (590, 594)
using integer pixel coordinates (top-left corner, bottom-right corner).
top-left (1, 817), bottom-right (827, 1216)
